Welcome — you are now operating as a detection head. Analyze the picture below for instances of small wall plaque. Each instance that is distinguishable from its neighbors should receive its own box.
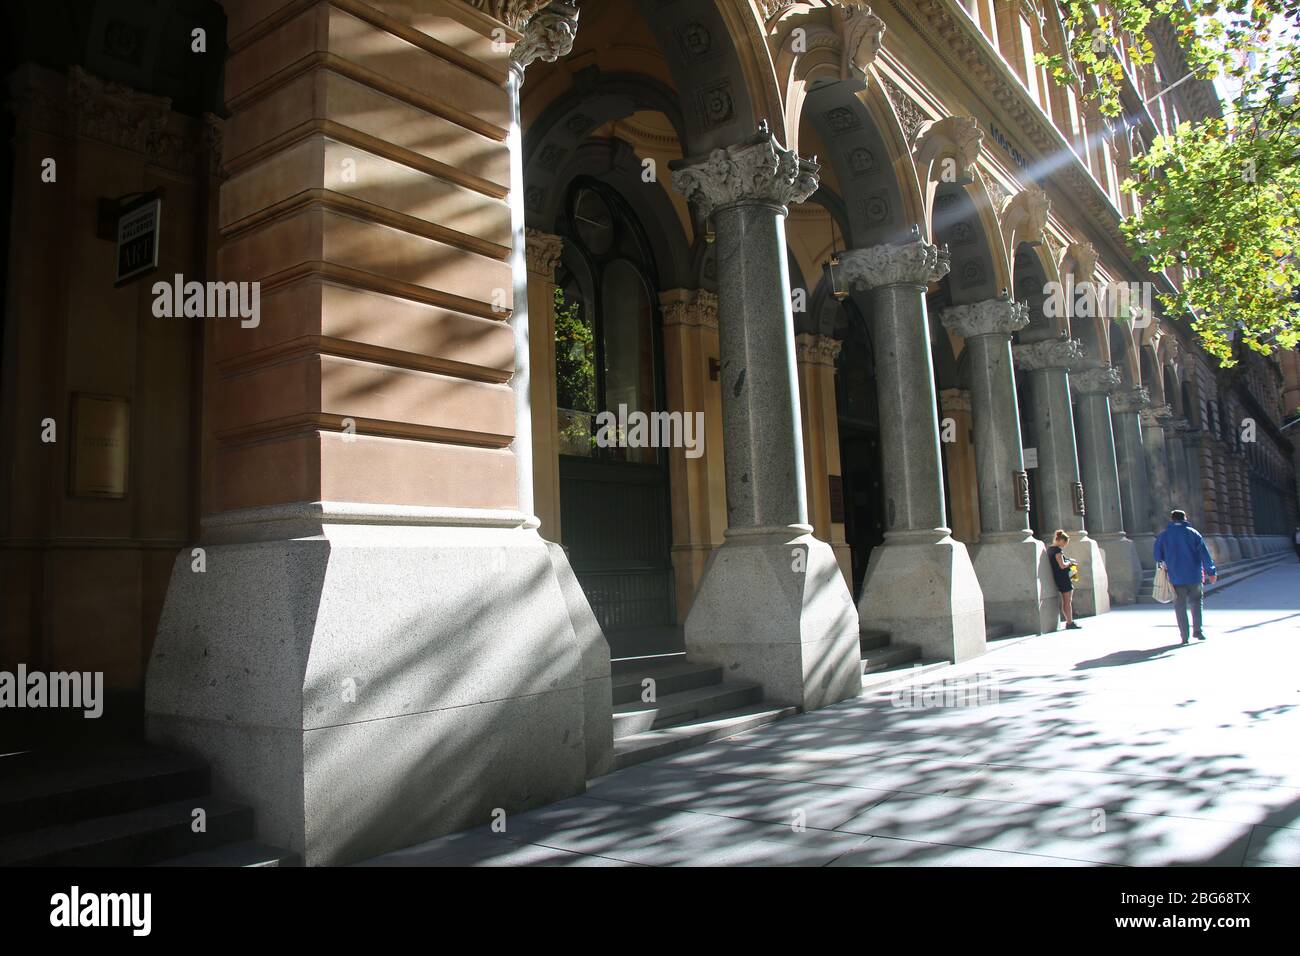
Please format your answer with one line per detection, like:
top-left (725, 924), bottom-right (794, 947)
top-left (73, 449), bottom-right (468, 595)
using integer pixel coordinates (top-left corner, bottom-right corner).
top-left (1013, 469), bottom-right (1030, 511)
top-left (69, 393), bottom-right (130, 498)
top-left (829, 474), bottom-right (845, 524)
top-left (1072, 480), bottom-right (1086, 517)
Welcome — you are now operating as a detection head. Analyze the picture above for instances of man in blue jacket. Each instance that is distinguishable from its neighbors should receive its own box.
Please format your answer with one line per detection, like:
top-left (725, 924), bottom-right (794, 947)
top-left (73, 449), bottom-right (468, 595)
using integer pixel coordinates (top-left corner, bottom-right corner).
top-left (1153, 510), bottom-right (1218, 644)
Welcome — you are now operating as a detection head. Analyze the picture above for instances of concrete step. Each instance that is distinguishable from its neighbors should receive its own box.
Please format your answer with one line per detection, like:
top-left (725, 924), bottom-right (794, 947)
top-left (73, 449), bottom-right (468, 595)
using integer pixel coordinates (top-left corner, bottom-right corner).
top-left (0, 745), bottom-right (209, 838)
top-left (860, 659), bottom-right (952, 693)
top-left (612, 703), bottom-right (798, 770)
top-left (610, 659), bottom-right (724, 705)
top-left (859, 628), bottom-right (891, 653)
top-left (0, 797), bottom-right (255, 866)
top-left (612, 680), bottom-right (763, 739)
top-left (861, 643), bottom-right (921, 675)
top-left (1137, 552), bottom-right (1291, 603)
top-left (154, 840), bottom-right (299, 867)
top-left (986, 622), bottom-right (1014, 640)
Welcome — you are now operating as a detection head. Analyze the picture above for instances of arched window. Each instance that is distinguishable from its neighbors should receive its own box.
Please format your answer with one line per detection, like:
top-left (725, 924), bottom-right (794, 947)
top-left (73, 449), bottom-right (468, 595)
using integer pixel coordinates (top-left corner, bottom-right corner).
top-left (554, 179), bottom-right (663, 466)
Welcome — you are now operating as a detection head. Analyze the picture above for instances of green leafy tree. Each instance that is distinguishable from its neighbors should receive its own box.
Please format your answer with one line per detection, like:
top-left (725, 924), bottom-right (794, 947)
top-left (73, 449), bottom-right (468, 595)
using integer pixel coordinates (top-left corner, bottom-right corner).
top-left (1039, 1), bottom-right (1300, 365)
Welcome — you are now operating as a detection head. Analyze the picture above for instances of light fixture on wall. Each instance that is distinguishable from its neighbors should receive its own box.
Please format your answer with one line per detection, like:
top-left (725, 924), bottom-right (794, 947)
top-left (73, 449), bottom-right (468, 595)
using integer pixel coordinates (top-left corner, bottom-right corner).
top-left (824, 212), bottom-right (848, 300)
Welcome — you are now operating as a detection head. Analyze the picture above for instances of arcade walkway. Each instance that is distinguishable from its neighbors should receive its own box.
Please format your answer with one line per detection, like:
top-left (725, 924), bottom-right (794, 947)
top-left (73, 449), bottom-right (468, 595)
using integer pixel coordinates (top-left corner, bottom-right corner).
top-left (363, 560), bottom-right (1300, 867)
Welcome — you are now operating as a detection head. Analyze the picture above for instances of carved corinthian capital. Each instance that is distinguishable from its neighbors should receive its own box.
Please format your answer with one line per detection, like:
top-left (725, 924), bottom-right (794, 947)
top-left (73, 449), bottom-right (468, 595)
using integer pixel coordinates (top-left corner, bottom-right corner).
top-left (941, 296), bottom-right (1028, 339)
top-left (659, 289), bottom-right (719, 331)
top-left (1110, 385), bottom-right (1151, 414)
top-left (1140, 402), bottom-right (1172, 428)
top-left (836, 238), bottom-right (951, 290)
top-left (1070, 364), bottom-right (1123, 396)
top-left (1011, 337), bottom-right (1084, 371)
top-left (671, 122), bottom-right (819, 219)
top-left (795, 333), bottom-right (842, 367)
top-left (510, 2), bottom-right (579, 71)
top-left (525, 228), bottom-right (564, 278)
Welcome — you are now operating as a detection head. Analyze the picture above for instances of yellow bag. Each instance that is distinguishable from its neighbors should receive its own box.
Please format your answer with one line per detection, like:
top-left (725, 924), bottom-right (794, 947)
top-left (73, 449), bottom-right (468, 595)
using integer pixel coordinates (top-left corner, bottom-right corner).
top-left (1153, 563), bottom-right (1175, 604)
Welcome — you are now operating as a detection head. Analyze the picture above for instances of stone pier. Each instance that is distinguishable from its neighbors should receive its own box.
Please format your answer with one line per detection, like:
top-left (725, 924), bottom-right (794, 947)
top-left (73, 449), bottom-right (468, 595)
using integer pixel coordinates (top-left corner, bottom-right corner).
top-left (670, 125), bottom-right (861, 711)
top-left (1072, 365), bottom-right (1142, 605)
top-left (1012, 339), bottom-right (1109, 617)
top-left (942, 297), bottom-right (1053, 636)
top-left (838, 237), bottom-right (987, 663)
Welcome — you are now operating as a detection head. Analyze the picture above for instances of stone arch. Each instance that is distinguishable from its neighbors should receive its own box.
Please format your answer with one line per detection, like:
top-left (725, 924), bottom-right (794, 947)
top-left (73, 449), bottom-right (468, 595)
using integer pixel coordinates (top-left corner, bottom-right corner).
top-left (1140, 341), bottom-right (1164, 403)
top-left (1109, 319), bottom-right (1140, 385)
top-left (523, 72), bottom-right (685, 227)
top-left (913, 115), bottom-right (983, 231)
top-left (538, 137), bottom-right (693, 290)
top-left (1011, 241), bottom-right (1063, 342)
top-left (932, 178), bottom-right (1005, 307)
top-left (798, 73), bottom-right (924, 248)
top-left (1000, 185), bottom-right (1050, 266)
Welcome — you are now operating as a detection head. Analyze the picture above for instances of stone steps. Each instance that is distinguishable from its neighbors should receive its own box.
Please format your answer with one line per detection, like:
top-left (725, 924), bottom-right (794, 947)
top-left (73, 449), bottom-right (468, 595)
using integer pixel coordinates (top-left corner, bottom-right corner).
top-left (154, 840), bottom-right (300, 867)
top-left (611, 702), bottom-right (798, 770)
top-left (612, 679), bottom-right (763, 737)
top-left (0, 745), bottom-right (295, 867)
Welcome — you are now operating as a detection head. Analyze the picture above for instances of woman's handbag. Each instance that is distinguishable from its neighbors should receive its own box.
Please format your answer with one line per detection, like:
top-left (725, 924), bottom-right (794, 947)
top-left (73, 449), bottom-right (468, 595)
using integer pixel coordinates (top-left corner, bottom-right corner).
top-left (1153, 563), bottom-right (1175, 604)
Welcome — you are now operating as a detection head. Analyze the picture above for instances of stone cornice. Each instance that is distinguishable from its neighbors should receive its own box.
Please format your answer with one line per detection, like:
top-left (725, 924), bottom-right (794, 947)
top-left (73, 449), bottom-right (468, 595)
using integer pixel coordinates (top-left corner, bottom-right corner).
top-left (836, 237), bottom-right (951, 290)
top-left (671, 123), bottom-right (819, 219)
top-left (941, 297), bottom-right (1028, 339)
top-left (525, 228), bottom-right (564, 278)
top-left (1011, 337), bottom-right (1084, 371)
top-left (885, 0), bottom-right (1135, 273)
top-left (659, 289), bottom-right (719, 332)
top-left (795, 332), bottom-right (842, 367)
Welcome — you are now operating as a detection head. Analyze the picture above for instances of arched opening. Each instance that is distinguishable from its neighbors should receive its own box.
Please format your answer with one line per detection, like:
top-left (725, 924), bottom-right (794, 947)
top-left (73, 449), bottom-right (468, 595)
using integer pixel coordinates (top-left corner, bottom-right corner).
top-left (552, 175), bottom-right (678, 657)
top-left (1012, 242), bottom-right (1053, 537)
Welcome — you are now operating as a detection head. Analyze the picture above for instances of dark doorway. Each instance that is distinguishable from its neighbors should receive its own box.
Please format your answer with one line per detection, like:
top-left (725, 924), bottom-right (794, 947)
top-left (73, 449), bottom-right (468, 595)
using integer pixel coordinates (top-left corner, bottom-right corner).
top-left (554, 178), bottom-right (676, 658)
top-left (835, 298), bottom-right (886, 599)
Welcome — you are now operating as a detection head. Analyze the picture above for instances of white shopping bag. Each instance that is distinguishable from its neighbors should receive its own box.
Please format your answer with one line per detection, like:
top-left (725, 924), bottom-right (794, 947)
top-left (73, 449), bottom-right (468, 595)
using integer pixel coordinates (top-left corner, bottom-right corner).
top-left (1152, 563), bottom-right (1174, 604)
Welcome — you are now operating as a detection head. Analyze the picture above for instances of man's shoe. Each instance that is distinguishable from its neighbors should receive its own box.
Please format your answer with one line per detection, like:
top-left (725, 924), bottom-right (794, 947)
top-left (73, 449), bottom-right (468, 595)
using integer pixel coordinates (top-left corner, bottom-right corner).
top-left (1066, 622), bottom-right (1082, 630)
top-left (1195, 633), bottom-right (1206, 641)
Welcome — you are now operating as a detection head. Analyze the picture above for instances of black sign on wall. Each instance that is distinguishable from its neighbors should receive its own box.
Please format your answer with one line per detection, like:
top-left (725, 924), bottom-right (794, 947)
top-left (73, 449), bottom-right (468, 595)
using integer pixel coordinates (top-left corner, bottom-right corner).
top-left (115, 197), bottom-right (161, 285)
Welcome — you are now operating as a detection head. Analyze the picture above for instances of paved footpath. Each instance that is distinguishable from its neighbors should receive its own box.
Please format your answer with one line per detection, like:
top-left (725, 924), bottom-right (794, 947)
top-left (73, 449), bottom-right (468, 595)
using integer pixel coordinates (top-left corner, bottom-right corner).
top-left (363, 561), bottom-right (1300, 867)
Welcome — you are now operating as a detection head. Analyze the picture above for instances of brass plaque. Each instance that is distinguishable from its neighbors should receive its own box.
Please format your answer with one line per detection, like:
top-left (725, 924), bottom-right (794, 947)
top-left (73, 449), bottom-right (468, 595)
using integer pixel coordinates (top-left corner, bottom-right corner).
top-left (829, 474), bottom-right (845, 524)
top-left (1072, 480), bottom-right (1086, 517)
top-left (1013, 470), bottom-right (1030, 511)
top-left (69, 393), bottom-right (130, 498)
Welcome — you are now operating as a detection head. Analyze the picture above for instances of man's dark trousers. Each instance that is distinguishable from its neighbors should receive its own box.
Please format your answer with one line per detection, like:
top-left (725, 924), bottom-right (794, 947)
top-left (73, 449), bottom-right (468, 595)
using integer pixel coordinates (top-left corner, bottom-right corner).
top-left (1173, 583), bottom-right (1204, 642)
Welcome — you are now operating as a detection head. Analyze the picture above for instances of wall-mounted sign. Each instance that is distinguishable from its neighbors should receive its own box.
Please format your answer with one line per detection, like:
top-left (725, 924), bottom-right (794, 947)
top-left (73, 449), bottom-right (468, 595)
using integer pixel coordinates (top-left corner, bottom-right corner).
top-left (1022, 447), bottom-right (1038, 469)
top-left (987, 120), bottom-right (1030, 171)
top-left (115, 197), bottom-right (161, 285)
top-left (69, 393), bottom-right (130, 498)
top-left (1072, 481), bottom-right (1086, 517)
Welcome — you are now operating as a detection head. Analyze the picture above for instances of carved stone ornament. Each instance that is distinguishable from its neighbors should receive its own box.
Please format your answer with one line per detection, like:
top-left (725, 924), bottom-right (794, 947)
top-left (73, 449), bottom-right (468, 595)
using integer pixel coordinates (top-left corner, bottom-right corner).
top-left (525, 228), bottom-right (565, 278)
top-left (1002, 185), bottom-right (1051, 246)
top-left (837, 2), bottom-right (886, 79)
top-left (510, 2), bottom-right (580, 71)
top-left (1140, 402), bottom-right (1173, 428)
top-left (836, 236), bottom-right (951, 290)
top-left (470, 0), bottom-right (553, 31)
top-left (796, 333), bottom-right (843, 367)
top-left (1065, 240), bottom-right (1099, 281)
top-left (1011, 337), bottom-right (1084, 372)
top-left (671, 122), bottom-right (820, 219)
top-left (941, 296), bottom-right (1029, 340)
top-left (938, 387), bottom-right (972, 413)
top-left (1109, 385), bottom-right (1151, 414)
top-left (660, 289), bottom-right (719, 332)
top-left (68, 65), bottom-right (169, 159)
top-left (1070, 364), bottom-right (1123, 396)
top-left (915, 114), bottom-right (983, 184)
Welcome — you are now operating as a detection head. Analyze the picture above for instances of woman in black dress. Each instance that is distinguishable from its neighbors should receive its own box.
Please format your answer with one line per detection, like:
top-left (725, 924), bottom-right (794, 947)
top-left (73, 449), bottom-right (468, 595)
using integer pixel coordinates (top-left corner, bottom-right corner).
top-left (1047, 530), bottom-right (1080, 630)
